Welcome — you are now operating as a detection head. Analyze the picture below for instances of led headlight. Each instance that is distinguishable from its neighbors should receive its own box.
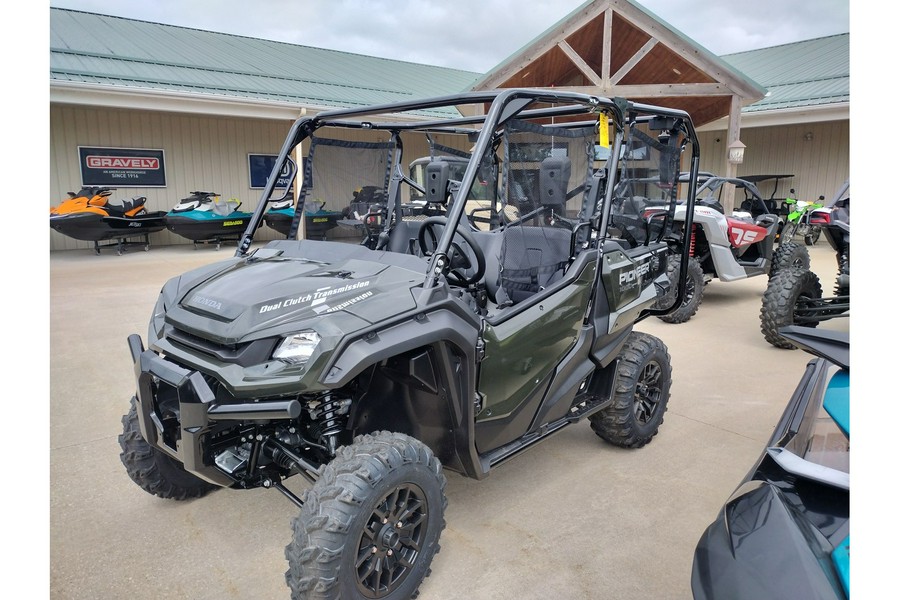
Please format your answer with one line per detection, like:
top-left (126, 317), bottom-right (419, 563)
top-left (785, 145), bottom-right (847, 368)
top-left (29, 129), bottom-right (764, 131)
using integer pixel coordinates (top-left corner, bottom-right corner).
top-left (272, 331), bottom-right (320, 365)
top-left (148, 279), bottom-right (178, 344)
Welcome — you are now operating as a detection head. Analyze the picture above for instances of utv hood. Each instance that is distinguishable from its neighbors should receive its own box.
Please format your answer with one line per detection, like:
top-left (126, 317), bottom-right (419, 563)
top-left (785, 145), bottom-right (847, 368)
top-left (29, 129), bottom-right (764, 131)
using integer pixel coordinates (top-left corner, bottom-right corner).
top-left (164, 240), bottom-right (427, 344)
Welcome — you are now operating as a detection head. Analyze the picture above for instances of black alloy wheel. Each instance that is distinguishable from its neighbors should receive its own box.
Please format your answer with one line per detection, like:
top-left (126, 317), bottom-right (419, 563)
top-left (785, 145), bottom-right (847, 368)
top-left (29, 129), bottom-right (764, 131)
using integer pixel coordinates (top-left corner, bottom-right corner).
top-left (355, 483), bottom-right (429, 598)
top-left (285, 431), bottom-right (447, 600)
top-left (633, 361), bottom-right (664, 425)
top-left (589, 332), bottom-right (672, 448)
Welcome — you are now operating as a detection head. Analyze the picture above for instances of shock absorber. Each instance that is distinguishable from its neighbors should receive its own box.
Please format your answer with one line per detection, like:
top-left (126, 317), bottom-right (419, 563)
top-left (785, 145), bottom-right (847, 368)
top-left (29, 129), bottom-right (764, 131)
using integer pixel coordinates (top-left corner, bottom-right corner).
top-left (689, 224), bottom-right (697, 257)
top-left (307, 394), bottom-right (352, 455)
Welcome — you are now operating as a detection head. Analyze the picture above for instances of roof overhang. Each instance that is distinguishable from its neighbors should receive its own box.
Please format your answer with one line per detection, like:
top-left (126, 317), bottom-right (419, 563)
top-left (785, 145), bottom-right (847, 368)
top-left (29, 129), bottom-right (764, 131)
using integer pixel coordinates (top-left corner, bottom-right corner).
top-left (49, 81), bottom-right (464, 124)
top-left (697, 103), bottom-right (849, 131)
top-left (468, 0), bottom-right (766, 127)
top-left (50, 81), bottom-right (317, 121)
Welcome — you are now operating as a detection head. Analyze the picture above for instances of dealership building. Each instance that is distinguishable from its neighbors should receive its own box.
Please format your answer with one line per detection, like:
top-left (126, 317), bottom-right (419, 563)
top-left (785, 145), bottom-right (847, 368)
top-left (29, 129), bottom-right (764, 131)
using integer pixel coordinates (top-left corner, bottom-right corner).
top-left (49, 1), bottom-right (849, 252)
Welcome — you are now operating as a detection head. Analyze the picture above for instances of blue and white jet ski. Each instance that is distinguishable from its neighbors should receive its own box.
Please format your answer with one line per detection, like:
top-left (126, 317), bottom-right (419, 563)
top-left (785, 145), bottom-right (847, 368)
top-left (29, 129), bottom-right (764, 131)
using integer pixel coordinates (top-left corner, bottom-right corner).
top-left (165, 191), bottom-right (253, 248)
top-left (263, 199), bottom-right (342, 240)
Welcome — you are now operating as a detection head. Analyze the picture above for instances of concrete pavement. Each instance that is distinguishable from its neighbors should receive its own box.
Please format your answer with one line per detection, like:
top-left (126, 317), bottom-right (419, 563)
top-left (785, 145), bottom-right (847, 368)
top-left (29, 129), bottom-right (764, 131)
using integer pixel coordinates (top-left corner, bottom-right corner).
top-left (48, 240), bottom-right (848, 600)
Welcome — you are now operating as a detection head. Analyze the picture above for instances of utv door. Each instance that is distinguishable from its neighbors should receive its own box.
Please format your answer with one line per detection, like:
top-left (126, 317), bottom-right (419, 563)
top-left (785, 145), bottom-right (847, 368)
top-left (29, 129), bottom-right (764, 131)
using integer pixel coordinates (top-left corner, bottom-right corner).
top-left (473, 250), bottom-right (597, 453)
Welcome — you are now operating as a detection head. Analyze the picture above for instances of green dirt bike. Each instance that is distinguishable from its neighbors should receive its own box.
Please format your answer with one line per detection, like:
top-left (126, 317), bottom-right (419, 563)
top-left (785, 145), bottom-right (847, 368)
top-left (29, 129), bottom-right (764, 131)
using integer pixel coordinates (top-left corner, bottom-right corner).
top-left (780, 189), bottom-right (825, 245)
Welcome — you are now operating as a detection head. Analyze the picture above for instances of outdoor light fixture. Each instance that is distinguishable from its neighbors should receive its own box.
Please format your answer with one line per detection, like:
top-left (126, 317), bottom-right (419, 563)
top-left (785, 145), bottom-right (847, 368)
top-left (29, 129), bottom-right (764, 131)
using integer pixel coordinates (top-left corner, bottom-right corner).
top-left (727, 140), bottom-right (746, 164)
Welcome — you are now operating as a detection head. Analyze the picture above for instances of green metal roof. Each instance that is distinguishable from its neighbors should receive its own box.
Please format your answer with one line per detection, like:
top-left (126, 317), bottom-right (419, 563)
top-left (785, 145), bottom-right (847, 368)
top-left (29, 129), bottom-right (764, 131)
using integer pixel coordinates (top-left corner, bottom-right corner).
top-left (50, 7), bottom-right (848, 118)
top-left (721, 34), bottom-right (849, 113)
top-left (50, 7), bottom-right (481, 115)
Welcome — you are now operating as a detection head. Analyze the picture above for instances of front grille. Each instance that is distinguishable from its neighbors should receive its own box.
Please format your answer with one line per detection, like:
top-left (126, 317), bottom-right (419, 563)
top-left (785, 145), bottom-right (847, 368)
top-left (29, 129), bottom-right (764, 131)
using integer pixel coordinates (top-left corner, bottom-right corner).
top-left (166, 327), bottom-right (278, 367)
top-left (167, 327), bottom-right (239, 355)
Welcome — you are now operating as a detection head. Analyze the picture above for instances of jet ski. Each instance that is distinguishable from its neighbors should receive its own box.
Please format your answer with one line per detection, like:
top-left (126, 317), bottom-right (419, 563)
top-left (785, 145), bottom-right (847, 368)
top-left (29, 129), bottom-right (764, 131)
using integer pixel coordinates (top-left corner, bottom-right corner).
top-left (263, 199), bottom-right (342, 240)
top-left (49, 186), bottom-right (167, 254)
top-left (165, 191), bottom-right (253, 249)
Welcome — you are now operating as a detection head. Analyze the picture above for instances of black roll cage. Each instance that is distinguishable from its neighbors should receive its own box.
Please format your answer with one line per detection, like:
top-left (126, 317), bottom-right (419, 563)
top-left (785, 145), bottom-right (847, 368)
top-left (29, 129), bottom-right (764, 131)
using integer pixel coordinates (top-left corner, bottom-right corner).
top-left (235, 89), bottom-right (700, 315)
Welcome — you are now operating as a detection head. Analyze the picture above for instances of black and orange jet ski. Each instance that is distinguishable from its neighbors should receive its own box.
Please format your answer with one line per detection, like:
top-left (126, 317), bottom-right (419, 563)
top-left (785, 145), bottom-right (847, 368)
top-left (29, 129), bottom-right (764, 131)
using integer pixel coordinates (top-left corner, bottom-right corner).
top-left (164, 191), bottom-right (253, 249)
top-left (49, 186), bottom-right (167, 254)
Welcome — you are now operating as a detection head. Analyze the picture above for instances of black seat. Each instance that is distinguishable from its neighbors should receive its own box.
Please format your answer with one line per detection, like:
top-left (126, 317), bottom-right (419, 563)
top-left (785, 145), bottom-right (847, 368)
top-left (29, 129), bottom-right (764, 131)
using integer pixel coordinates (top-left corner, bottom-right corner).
top-left (490, 226), bottom-right (571, 305)
top-left (482, 157), bottom-right (575, 306)
top-left (385, 220), bottom-right (425, 254)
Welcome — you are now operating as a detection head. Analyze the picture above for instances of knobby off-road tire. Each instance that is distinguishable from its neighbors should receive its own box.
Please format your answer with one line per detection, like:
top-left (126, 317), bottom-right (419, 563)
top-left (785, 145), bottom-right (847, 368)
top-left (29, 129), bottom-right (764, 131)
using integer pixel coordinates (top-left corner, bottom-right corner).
top-left (118, 396), bottom-right (217, 500)
top-left (655, 255), bottom-right (704, 324)
top-left (769, 240), bottom-right (810, 280)
top-left (590, 332), bottom-right (672, 448)
top-left (760, 268), bottom-right (823, 349)
top-left (835, 250), bottom-right (850, 296)
top-left (285, 431), bottom-right (447, 600)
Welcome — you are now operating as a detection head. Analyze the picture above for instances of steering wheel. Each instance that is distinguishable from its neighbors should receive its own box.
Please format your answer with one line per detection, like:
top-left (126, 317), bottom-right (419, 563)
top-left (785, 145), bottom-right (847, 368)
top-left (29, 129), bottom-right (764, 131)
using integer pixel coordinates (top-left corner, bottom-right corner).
top-left (417, 216), bottom-right (486, 286)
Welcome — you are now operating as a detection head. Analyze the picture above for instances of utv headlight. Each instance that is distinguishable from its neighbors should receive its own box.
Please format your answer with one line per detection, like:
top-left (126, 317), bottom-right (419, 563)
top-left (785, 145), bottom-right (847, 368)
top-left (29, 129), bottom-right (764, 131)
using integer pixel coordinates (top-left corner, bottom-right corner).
top-left (273, 331), bottom-right (320, 365)
top-left (148, 279), bottom-right (178, 344)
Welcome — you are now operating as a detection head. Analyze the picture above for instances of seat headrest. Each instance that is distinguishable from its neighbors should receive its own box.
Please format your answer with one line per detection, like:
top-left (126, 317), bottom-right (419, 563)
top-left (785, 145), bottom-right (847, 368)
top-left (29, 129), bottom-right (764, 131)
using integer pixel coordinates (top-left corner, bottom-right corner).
top-left (539, 156), bottom-right (571, 208)
top-left (425, 161), bottom-right (451, 205)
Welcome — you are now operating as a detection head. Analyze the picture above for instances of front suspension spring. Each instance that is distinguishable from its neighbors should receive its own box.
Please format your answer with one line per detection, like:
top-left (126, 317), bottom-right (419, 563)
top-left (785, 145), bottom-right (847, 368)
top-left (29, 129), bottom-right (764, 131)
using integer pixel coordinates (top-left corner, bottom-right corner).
top-left (313, 396), bottom-right (351, 438)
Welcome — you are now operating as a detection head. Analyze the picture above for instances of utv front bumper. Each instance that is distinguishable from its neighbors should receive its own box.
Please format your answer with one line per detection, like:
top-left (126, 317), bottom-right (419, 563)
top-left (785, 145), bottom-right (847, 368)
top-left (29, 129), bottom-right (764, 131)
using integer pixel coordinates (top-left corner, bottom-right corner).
top-left (128, 334), bottom-right (301, 487)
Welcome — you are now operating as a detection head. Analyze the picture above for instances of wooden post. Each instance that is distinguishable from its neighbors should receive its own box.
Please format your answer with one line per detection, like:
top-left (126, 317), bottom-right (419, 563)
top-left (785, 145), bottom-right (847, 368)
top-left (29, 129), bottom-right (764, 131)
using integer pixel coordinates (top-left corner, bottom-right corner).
top-left (722, 95), bottom-right (743, 215)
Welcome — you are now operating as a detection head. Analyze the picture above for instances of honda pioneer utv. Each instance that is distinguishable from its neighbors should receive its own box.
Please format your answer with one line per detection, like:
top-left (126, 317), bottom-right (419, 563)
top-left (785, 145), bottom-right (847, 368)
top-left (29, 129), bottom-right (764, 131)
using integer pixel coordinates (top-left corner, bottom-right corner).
top-left (119, 90), bottom-right (700, 600)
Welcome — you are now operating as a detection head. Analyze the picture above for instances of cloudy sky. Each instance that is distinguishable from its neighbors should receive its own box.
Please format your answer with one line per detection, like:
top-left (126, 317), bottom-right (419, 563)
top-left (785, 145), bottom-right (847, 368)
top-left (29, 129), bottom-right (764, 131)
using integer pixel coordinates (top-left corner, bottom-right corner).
top-left (48, 0), bottom-right (850, 73)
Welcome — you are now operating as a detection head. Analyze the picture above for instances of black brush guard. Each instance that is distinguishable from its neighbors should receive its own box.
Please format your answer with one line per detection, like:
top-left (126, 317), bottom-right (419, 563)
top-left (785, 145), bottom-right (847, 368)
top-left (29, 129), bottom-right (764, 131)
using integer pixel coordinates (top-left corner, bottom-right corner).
top-left (127, 334), bottom-right (308, 489)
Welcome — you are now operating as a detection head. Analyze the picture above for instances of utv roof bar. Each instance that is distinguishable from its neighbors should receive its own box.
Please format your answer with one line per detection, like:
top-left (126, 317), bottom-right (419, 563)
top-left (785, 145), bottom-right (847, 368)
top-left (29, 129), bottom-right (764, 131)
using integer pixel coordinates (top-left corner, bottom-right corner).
top-left (312, 91), bottom-right (504, 122)
top-left (310, 89), bottom-right (606, 123)
top-left (314, 102), bottom-right (614, 132)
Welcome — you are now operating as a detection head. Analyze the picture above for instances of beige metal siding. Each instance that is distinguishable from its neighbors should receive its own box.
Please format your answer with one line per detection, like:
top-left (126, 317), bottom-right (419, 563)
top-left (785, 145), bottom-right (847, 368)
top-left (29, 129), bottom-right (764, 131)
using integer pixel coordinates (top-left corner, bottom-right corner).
top-left (51, 105), bottom-right (851, 251)
top-left (697, 120), bottom-right (849, 202)
top-left (50, 105), bottom-right (294, 251)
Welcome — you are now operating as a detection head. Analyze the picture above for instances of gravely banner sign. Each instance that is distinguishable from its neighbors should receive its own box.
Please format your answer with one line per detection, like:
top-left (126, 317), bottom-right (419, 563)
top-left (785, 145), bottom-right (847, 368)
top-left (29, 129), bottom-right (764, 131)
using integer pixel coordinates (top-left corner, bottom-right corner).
top-left (79, 147), bottom-right (166, 187)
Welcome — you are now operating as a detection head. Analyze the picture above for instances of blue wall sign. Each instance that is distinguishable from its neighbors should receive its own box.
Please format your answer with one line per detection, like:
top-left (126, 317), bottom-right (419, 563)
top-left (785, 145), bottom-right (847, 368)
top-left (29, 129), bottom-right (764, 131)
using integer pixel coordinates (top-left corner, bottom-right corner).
top-left (248, 154), bottom-right (294, 189)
